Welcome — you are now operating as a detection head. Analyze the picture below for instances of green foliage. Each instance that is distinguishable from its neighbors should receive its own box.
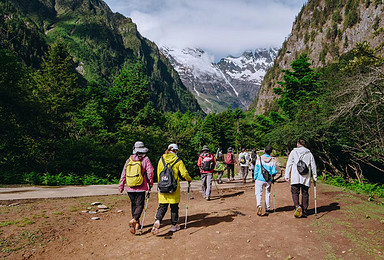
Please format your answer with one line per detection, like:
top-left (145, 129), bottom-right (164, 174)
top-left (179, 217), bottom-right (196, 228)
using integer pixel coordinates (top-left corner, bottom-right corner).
top-left (320, 175), bottom-right (384, 198)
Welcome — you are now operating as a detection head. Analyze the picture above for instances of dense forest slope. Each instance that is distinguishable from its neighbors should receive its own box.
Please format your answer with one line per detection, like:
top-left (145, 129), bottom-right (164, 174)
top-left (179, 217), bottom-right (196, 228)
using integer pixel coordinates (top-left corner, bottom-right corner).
top-left (252, 0), bottom-right (384, 113)
top-left (0, 0), bottom-right (201, 113)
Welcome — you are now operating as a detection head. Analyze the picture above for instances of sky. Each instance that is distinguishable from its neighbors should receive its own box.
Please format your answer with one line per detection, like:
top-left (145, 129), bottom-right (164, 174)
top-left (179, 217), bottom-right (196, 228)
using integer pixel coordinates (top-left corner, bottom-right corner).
top-left (104, 0), bottom-right (307, 61)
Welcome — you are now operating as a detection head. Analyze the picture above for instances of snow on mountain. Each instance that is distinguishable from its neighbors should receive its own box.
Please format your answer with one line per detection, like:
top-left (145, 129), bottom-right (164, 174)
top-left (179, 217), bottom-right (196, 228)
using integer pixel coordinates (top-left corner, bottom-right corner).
top-left (161, 46), bottom-right (278, 113)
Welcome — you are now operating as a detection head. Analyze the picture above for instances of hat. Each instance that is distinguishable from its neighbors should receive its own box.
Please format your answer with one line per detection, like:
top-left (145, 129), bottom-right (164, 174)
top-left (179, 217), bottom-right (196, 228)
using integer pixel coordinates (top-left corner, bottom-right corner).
top-left (227, 147), bottom-right (233, 152)
top-left (168, 143), bottom-right (179, 150)
top-left (133, 141), bottom-right (149, 154)
top-left (202, 145), bottom-right (209, 151)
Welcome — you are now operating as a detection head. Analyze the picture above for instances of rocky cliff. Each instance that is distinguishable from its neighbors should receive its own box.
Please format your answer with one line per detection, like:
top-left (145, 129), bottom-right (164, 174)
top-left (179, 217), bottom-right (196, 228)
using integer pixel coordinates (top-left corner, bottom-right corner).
top-left (252, 0), bottom-right (384, 114)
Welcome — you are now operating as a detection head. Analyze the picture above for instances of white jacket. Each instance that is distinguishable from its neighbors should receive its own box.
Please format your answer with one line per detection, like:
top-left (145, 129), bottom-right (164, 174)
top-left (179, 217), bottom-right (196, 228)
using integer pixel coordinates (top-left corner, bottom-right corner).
top-left (285, 146), bottom-right (317, 187)
top-left (238, 152), bottom-right (250, 167)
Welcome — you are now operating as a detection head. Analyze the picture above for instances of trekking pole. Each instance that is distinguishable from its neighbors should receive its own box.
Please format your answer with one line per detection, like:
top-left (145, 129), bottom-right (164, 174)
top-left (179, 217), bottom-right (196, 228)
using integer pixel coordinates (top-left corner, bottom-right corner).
top-left (213, 177), bottom-right (221, 197)
top-left (140, 188), bottom-right (151, 234)
top-left (185, 182), bottom-right (191, 229)
top-left (314, 181), bottom-right (317, 216)
top-left (272, 177), bottom-right (276, 213)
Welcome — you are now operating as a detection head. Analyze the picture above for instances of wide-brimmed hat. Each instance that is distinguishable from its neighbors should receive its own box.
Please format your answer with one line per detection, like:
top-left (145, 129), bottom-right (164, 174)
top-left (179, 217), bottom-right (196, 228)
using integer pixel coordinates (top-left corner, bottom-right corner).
top-left (227, 147), bottom-right (233, 152)
top-left (202, 145), bottom-right (209, 151)
top-left (168, 143), bottom-right (179, 150)
top-left (133, 141), bottom-right (149, 154)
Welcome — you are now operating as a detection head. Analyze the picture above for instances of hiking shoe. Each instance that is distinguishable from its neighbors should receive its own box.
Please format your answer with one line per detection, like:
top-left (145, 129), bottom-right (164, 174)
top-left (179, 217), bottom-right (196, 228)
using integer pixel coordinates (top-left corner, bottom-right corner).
top-left (294, 206), bottom-right (302, 218)
top-left (257, 206), bottom-right (262, 216)
top-left (206, 197), bottom-right (210, 201)
top-left (129, 219), bottom-right (137, 234)
top-left (266, 209), bottom-right (273, 213)
top-left (151, 220), bottom-right (160, 235)
top-left (302, 210), bottom-right (308, 218)
top-left (170, 224), bottom-right (181, 232)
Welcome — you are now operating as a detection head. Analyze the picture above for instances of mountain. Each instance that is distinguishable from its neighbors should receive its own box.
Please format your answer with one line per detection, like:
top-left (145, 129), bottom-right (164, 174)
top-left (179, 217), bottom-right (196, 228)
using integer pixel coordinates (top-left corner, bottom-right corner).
top-left (251, 0), bottom-right (384, 114)
top-left (0, 0), bottom-right (201, 113)
top-left (161, 47), bottom-right (278, 113)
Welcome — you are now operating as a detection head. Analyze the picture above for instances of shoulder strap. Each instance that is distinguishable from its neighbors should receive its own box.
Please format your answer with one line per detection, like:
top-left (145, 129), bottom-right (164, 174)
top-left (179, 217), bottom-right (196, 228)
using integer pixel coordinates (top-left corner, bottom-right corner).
top-left (171, 158), bottom-right (180, 167)
top-left (161, 157), bottom-right (167, 167)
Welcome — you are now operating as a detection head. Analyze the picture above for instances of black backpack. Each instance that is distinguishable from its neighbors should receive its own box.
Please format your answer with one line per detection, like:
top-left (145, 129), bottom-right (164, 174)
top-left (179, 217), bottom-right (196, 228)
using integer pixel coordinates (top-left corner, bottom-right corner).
top-left (201, 154), bottom-right (214, 171)
top-left (296, 151), bottom-right (310, 175)
top-left (158, 157), bottom-right (180, 193)
top-left (259, 157), bottom-right (271, 182)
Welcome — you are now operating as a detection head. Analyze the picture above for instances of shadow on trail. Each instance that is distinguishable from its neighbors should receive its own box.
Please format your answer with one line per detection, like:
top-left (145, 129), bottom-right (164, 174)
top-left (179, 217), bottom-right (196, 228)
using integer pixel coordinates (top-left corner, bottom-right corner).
top-left (210, 191), bottom-right (245, 200)
top-left (181, 212), bottom-right (237, 233)
top-left (310, 202), bottom-right (340, 218)
top-left (275, 205), bottom-right (296, 212)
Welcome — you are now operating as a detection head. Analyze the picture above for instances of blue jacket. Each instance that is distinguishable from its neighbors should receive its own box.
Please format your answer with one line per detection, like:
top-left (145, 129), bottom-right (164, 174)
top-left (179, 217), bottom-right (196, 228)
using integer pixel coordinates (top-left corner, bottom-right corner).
top-left (254, 154), bottom-right (277, 182)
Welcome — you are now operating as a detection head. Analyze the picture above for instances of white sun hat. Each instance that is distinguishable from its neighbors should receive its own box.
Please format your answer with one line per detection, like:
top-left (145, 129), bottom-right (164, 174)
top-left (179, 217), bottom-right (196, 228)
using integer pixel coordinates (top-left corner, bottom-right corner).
top-left (133, 141), bottom-right (149, 154)
top-left (168, 143), bottom-right (179, 151)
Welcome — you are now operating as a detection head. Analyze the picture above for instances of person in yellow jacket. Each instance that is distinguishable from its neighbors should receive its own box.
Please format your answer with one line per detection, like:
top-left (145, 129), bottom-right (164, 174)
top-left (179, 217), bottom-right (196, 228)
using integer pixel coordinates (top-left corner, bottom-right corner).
top-left (152, 144), bottom-right (192, 234)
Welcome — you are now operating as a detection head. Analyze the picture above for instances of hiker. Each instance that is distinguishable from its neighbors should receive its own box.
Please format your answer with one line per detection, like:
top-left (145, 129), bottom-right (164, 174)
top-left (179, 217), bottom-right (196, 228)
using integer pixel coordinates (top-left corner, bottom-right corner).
top-left (152, 144), bottom-right (192, 234)
top-left (238, 148), bottom-right (250, 183)
top-left (254, 145), bottom-right (277, 216)
top-left (225, 147), bottom-right (236, 181)
top-left (285, 139), bottom-right (317, 218)
top-left (198, 145), bottom-right (216, 200)
top-left (119, 141), bottom-right (154, 235)
top-left (214, 148), bottom-right (226, 184)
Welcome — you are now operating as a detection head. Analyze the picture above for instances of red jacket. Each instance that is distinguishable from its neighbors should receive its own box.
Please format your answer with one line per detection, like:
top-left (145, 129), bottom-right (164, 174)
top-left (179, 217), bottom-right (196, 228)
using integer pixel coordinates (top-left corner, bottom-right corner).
top-left (197, 153), bottom-right (216, 173)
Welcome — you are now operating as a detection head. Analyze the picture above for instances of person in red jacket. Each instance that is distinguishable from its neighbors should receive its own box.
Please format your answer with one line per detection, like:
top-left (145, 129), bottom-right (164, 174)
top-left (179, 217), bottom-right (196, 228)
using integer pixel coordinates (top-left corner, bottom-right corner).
top-left (197, 145), bottom-right (216, 200)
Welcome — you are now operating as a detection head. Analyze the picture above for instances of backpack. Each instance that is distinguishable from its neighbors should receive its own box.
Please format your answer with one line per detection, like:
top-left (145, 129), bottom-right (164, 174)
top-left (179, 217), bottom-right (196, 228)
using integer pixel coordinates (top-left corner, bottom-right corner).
top-left (201, 154), bottom-right (214, 171)
top-left (296, 151), bottom-right (310, 175)
top-left (225, 153), bottom-right (234, 164)
top-left (259, 156), bottom-right (271, 182)
top-left (125, 157), bottom-right (144, 187)
top-left (240, 154), bottom-right (246, 164)
top-left (158, 157), bottom-right (180, 193)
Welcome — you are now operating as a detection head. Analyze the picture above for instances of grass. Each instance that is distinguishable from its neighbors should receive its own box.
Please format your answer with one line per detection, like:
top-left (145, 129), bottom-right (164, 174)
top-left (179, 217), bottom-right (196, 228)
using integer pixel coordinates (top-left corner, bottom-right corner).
top-left (0, 218), bottom-right (34, 228)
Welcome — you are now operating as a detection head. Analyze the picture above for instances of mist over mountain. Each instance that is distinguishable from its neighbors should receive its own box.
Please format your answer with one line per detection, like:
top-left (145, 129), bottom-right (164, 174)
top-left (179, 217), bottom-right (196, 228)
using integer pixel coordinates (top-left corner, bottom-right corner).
top-left (161, 47), bottom-right (278, 113)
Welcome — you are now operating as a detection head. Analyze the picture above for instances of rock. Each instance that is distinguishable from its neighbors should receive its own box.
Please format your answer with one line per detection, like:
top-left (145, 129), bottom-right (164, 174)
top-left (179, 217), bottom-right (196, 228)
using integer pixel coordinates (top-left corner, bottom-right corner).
top-left (365, 215), bottom-right (371, 219)
top-left (247, 239), bottom-right (251, 243)
top-left (104, 244), bottom-right (107, 247)
top-left (267, 255), bottom-right (271, 258)
top-left (98, 205), bottom-right (108, 209)
top-left (98, 209), bottom-right (107, 213)
top-left (91, 217), bottom-right (100, 220)
top-left (91, 202), bottom-right (101, 206)
top-left (81, 210), bottom-right (88, 213)
top-left (216, 231), bottom-right (220, 234)
top-left (8, 203), bottom-right (20, 207)
top-left (88, 211), bottom-right (97, 214)
top-left (87, 207), bottom-right (92, 210)
top-left (342, 251), bottom-right (346, 254)
top-left (117, 210), bottom-right (123, 213)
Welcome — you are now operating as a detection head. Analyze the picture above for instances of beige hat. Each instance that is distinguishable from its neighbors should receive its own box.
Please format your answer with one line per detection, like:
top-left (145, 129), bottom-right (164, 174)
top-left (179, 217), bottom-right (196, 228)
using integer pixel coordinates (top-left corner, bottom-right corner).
top-left (133, 141), bottom-right (149, 154)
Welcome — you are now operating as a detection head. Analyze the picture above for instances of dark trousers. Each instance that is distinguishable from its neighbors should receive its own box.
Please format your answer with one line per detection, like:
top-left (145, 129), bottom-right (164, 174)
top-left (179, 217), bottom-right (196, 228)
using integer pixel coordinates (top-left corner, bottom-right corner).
top-left (291, 184), bottom-right (309, 211)
top-left (128, 191), bottom-right (145, 221)
top-left (227, 164), bottom-right (234, 179)
top-left (155, 203), bottom-right (179, 226)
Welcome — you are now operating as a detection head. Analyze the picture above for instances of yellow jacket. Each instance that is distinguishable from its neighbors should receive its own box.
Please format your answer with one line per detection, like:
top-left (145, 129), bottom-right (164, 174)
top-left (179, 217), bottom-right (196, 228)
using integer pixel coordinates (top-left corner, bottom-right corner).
top-left (157, 153), bottom-right (192, 204)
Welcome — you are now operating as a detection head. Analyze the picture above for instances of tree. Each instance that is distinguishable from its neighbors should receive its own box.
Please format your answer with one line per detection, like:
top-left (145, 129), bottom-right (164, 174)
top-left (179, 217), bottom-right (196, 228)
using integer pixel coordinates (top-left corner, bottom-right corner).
top-left (274, 53), bottom-right (325, 119)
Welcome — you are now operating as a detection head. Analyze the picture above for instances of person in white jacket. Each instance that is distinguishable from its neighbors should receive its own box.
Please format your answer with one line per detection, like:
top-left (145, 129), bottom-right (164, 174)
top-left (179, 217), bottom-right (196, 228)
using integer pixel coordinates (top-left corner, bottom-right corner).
top-left (238, 148), bottom-right (250, 184)
top-left (285, 139), bottom-right (317, 218)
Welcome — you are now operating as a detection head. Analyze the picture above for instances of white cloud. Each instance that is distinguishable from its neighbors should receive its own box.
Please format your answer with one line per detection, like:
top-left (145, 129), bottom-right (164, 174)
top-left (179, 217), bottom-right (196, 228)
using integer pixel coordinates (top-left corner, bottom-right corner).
top-left (104, 0), bottom-right (307, 60)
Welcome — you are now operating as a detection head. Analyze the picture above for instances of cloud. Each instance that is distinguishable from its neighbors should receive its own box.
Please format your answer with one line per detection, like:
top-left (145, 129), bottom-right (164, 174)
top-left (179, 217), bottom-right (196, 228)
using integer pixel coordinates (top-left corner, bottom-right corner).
top-left (104, 0), bottom-right (306, 60)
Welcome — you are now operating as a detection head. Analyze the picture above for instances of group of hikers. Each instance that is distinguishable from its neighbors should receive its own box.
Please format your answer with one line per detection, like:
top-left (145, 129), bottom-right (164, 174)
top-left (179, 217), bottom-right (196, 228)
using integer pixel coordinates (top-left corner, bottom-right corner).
top-left (119, 139), bottom-right (317, 235)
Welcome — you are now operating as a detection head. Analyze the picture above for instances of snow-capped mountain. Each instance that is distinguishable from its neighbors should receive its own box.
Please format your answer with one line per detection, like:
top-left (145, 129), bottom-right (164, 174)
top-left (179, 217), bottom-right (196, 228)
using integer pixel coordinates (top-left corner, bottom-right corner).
top-left (160, 47), bottom-right (278, 113)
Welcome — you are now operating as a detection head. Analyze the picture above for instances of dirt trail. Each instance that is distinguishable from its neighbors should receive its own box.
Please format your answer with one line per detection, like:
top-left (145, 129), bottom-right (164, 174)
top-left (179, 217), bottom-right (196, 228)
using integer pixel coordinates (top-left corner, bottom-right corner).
top-left (1, 179), bottom-right (383, 259)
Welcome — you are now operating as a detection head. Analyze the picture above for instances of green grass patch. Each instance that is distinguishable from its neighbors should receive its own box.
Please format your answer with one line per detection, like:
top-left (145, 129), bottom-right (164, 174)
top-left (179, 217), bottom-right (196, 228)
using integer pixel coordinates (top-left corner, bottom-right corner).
top-left (0, 218), bottom-right (34, 227)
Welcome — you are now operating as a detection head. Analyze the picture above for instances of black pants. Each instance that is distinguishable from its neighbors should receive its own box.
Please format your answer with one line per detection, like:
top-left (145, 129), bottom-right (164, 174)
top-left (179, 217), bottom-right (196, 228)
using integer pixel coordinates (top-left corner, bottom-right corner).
top-left (227, 164), bottom-right (234, 179)
top-left (155, 203), bottom-right (179, 226)
top-left (128, 192), bottom-right (145, 221)
top-left (291, 184), bottom-right (309, 211)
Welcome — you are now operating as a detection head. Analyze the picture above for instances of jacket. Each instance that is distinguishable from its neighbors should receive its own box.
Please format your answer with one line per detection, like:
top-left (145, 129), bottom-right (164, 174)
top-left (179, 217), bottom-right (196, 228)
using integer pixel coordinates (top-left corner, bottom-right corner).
top-left (254, 154), bottom-right (277, 182)
top-left (197, 152), bottom-right (216, 174)
top-left (157, 153), bottom-right (192, 204)
top-left (285, 146), bottom-right (317, 187)
top-left (239, 152), bottom-right (250, 167)
top-left (119, 154), bottom-right (154, 193)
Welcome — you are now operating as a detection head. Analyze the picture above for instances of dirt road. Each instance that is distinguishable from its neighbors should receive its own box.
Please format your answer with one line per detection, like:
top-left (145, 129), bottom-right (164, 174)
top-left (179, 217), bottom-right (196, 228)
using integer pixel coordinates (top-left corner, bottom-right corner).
top-left (1, 179), bottom-right (383, 259)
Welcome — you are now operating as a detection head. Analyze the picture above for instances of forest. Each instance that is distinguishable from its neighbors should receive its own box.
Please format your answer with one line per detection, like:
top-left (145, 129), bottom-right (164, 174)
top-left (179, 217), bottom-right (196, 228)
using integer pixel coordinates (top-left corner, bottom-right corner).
top-left (1, 37), bottom-right (383, 187)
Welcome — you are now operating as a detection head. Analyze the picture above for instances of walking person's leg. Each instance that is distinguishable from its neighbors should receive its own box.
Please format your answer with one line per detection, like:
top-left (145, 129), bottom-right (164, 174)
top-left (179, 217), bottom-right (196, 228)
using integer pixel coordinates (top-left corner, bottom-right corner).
top-left (301, 185), bottom-right (309, 217)
top-left (291, 184), bottom-right (302, 218)
top-left (201, 173), bottom-right (207, 198)
top-left (243, 166), bottom-right (249, 183)
top-left (255, 180), bottom-right (263, 216)
top-left (218, 171), bottom-right (223, 183)
top-left (170, 203), bottom-right (180, 231)
top-left (152, 203), bottom-right (168, 235)
top-left (265, 182), bottom-right (271, 212)
top-left (206, 173), bottom-right (212, 199)
top-left (229, 164), bottom-right (234, 180)
top-left (128, 192), bottom-right (145, 234)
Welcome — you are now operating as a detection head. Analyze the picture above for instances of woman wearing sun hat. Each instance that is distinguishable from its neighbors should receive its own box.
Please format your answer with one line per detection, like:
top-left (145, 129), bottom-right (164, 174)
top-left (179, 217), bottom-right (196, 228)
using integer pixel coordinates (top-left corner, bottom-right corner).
top-left (119, 141), bottom-right (154, 235)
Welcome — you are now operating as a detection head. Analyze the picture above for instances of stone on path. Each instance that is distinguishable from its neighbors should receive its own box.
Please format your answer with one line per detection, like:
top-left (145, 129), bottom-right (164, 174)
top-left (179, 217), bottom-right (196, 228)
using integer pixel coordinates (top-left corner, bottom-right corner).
top-left (91, 217), bottom-right (100, 220)
top-left (97, 205), bottom-right (108, 209)
top-left (91, 202), bottom-right (101, 206)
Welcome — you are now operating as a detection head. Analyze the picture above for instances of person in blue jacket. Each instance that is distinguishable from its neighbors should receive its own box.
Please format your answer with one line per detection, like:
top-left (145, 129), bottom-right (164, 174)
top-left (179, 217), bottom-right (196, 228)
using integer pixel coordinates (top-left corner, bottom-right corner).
top-left (254, 145), bottom-right (277, 216)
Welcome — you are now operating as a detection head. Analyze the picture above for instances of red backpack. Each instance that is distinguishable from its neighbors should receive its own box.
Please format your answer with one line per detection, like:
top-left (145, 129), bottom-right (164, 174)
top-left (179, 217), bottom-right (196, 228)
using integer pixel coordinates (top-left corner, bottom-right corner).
top-left (225, 153), bottom-right (234, 164)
